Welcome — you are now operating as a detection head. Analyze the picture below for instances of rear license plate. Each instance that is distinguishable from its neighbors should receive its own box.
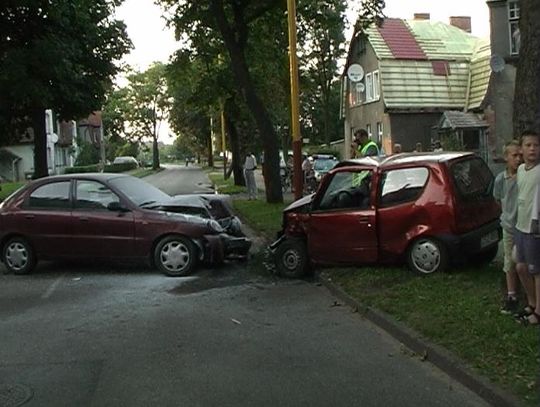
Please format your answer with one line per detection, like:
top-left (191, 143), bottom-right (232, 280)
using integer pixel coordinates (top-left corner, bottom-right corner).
top-left (480, 230), bottom-right (498, 248)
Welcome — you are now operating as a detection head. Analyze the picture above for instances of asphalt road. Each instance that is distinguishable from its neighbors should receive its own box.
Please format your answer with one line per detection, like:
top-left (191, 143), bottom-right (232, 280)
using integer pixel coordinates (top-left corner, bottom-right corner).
top-left (0, 165), bottom-right (490, 407)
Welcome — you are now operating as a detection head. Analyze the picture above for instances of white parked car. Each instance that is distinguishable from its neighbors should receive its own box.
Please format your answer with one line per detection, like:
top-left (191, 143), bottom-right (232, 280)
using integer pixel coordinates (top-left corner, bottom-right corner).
top-left (113, 156), bottom-right (139, 166)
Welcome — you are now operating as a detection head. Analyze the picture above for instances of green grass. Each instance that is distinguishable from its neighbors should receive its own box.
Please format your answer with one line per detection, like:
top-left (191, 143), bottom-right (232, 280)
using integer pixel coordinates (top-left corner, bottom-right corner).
top-left (128, 167), bottom-right (162, 178)
top-left (233, 199), bottom-right (288, 240)
top-left (0, 181), bottom-right (26, 201)
top-left (208, 171), bottom-right (246, 195)
top-left (233, 198), bottom-right (539, 406)
top-left (327, 266), bottom-right (539, 405)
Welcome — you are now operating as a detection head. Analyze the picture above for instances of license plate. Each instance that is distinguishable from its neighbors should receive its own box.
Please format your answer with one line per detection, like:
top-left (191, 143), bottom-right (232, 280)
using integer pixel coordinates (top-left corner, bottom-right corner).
top-left (480, 230), bottom-right (498, 248)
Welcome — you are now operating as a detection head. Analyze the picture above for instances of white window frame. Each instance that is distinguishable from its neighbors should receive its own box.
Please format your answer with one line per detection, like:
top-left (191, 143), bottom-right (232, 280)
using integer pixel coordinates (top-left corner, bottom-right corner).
top-left (366, 124), bottom-right (372, 138)
top-left (508, 1), bottom-right (520, 55)
top-left (376, 122), bottom-right (383, 144)
top-left (365, 73), bottom-right (373, 102)
top-left (373, 71), bottom-right (380, 101)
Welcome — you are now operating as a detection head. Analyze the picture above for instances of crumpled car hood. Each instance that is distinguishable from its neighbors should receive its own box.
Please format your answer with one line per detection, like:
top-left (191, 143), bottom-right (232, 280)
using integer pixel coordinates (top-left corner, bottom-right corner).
top-left (284, 193), bottom-right (315, 213)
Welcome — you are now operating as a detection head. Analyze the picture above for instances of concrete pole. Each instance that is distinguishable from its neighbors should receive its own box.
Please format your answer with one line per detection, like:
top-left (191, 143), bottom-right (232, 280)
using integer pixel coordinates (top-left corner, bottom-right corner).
top-left (287, 0), bottom-right (303, 199)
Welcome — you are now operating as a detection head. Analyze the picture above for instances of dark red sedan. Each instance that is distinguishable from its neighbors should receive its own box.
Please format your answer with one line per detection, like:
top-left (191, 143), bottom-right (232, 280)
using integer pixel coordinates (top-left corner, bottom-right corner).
top-left (270, 152), bottom-right (501, 277)
top-left (0, 173), bottom-right (250, 276)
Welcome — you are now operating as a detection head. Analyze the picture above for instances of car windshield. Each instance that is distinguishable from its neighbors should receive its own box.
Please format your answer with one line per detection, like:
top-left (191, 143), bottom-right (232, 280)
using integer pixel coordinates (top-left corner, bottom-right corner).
top-left (313, 159), bottom-right (338, 171)
top-left (109, 176), bottom-right (172, 206)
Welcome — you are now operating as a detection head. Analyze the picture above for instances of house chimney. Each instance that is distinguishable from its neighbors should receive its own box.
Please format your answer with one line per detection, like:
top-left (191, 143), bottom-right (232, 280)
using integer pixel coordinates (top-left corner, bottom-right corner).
top-left (449, 16), bottom-right (471, 33)
top-left (414, 13), bottom-right (430, 20)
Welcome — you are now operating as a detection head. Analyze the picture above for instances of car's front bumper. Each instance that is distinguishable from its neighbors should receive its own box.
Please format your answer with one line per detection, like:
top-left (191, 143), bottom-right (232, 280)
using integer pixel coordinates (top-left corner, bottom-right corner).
top-left (202, 233), bottom-right (251, 263)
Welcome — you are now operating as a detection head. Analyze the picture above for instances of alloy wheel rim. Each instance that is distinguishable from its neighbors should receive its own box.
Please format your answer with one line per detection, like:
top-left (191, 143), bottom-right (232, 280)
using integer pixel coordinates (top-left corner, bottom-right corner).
top-left (411, 241), bottom-right (440, 274)
top-left (283, 248), bottom-right (301, 270)
top-left (160, 241), bottom-right (190, 272)
top-left (6, 242), bottom-right (28, 271)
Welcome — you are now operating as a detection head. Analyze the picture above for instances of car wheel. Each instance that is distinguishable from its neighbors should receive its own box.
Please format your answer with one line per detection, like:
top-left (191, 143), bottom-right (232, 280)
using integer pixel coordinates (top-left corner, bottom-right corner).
top-left (407, 237), bottom-right (448, 275)
top-left (274, 238), bottom-right (309, 278)
top-left (154, 235), bottom-right (197, 277)
top-left (3, 237), bottom-right (36, 275)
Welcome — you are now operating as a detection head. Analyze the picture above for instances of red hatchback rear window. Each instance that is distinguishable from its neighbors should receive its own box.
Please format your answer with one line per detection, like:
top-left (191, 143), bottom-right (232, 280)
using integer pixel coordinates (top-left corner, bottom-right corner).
top-left (449, 157), bottom-right (494, 201)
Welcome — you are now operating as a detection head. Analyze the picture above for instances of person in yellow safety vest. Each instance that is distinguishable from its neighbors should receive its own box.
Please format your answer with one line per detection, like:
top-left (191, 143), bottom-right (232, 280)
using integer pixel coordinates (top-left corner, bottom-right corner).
top-left (353, 129), bottom-right (380, 157)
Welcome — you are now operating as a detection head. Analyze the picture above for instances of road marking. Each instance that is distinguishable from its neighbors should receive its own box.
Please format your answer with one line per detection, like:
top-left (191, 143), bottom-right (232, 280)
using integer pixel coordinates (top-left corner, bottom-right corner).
top-left (41, 275), bottom-right (65, 299)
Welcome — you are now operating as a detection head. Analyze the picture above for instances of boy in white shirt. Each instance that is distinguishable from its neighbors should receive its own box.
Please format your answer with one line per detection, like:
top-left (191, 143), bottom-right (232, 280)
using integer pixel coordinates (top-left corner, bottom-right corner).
top-left (514, 131), bottom-right (540, 326)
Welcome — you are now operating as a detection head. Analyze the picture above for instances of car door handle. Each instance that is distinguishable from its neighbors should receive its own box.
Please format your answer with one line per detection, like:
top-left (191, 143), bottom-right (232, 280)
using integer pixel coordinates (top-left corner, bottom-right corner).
top-left (78, 217), bottom-right (89, 222)
top-left (24, 215), bottom-right (35, 219)
top-left (358, 216), bottom-right (370, 222)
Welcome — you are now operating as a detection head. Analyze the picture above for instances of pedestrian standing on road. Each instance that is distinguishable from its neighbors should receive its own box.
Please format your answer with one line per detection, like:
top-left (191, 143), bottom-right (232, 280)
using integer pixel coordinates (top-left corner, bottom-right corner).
top-left (244, 152), bottom-right (257, 200)
top-left (493, 140), bottom-right (522, 315)
top-left (513, 130), bottom-right (540, 326)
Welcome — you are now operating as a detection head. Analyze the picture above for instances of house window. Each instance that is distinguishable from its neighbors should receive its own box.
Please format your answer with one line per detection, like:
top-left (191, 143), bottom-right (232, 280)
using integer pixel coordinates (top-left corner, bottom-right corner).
top-left (349, 79), bottom-right (364, 106)
top-left (366, 124), bottom-right (372, 138)
top-left (365, 73), bottom-right (373, 102)
top-left (508, 1), bottom-right (520, 55)
top-left (373, 71), bottom-right (380, 100)
top-left (376, 122), bottom-right (383, 144)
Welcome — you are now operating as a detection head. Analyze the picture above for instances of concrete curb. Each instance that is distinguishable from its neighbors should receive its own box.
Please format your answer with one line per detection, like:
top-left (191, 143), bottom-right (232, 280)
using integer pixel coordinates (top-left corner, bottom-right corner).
top-left (318, 274), bottom-right (525, 407)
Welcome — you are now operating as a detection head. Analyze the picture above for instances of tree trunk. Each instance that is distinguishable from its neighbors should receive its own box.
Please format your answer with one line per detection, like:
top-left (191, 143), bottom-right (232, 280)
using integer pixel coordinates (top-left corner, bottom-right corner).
top-left (207, 132), bottom-right (214, 167)
top-left (211, 1), bottom-right (283, 203)
top-left (31, 108), bottom-right (48, 179)
top-left (224, 101), bottom-right (245, 186)
top-left (152, 134), bottom-right (160, 169)
top-left (513, 0), bottom-right (540, 135)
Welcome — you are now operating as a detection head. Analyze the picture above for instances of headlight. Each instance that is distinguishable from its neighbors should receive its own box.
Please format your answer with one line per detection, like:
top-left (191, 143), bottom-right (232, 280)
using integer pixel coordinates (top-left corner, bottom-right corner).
top-left (315, 171), bottom-right (321, 181)
top-left (208, 219), bottom-right (224, 233)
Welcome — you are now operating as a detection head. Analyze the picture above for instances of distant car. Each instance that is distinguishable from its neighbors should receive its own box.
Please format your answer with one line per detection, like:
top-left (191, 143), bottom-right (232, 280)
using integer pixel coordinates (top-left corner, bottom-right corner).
top-left (270, 152), bottom-right (501, 277)
top-left (311, 154), bottom-right (339, 184)
top-left (113, 156), bottom-right (139, 166)
top-left (0, 173), bottom-right (251, 276)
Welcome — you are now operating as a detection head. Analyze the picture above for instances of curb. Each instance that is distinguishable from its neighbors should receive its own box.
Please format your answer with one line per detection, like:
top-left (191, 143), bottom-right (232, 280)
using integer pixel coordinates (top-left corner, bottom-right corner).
top-left (318, 274), bottom-right (525, 407)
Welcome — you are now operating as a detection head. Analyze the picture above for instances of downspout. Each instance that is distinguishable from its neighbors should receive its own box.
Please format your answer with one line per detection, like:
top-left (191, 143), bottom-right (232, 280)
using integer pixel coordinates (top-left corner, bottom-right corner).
top-left (11, 157), bottom-right (21, 182)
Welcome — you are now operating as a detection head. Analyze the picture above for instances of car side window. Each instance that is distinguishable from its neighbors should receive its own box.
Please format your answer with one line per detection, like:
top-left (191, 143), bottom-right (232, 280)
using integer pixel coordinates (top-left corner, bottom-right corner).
top-left (28, 181), bottom-right (71, 209)
top-left (379, 167), bottom-right (429, 207)
top-left (75, 180), bottom-right (120, 210)
top-left (318, 170), bottom-right (372, 210)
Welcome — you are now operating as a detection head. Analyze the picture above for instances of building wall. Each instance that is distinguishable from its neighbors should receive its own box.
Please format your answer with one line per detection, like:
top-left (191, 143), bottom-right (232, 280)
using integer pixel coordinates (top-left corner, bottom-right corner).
top-left (347, 40), bottom-right (391, 153)
top-left (389, 113), bottom-right (441, 152)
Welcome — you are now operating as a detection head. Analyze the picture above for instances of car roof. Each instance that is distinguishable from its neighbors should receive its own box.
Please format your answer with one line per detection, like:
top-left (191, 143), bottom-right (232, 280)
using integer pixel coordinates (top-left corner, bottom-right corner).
top-left (31, 172), bottom-right (131, 183)
top-left (335, 151), bottom-right (475, 170)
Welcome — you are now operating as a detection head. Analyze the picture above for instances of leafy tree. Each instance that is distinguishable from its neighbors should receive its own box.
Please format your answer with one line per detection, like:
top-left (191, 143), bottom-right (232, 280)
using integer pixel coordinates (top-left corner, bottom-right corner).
top-left (159, 0), bottom-right (285, 203)
top-left (124, 62), bottom-right (171, 170)
top-left (0, 0), bottom-right (131, 178)
top-left (513, 0), bottom-right (540, 135)
top-left (102, 87), bottom-right (132, 161)
top-left (297, 0), bottom-right (347, 145)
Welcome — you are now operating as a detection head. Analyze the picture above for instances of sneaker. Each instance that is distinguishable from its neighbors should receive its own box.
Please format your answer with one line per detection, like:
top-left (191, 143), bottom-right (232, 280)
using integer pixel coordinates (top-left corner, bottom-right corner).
top-left (500, 297), bottom-right (519, 315)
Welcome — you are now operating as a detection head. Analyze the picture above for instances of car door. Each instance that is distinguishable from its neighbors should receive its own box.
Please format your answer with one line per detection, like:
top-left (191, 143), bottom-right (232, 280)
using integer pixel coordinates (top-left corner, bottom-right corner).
top-left (16, 180), bottom-right (73, 258)
top-left (307, 168), bottom-right (378, 264)
top-left (72, 180), bottom-right (135, 258)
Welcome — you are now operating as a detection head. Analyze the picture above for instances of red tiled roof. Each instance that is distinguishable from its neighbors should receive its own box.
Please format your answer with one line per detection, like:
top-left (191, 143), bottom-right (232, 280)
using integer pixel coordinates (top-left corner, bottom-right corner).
top-left (377, 18), bottom-right (427, 60)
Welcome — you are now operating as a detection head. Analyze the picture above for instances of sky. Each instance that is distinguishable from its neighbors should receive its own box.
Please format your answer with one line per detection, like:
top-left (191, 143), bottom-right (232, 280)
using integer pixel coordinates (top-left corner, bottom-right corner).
top-left (114, 0), bottom-right (491, 143)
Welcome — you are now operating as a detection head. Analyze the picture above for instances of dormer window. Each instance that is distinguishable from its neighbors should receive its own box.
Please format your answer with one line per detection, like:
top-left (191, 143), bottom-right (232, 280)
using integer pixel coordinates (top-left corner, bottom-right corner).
top-left (508, 1), bottom-right (520, 55)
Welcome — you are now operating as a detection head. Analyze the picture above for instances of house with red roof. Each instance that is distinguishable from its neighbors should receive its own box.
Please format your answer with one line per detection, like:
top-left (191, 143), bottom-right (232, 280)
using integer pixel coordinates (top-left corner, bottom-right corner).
top-left (341, 14), bottom-right (495, 162)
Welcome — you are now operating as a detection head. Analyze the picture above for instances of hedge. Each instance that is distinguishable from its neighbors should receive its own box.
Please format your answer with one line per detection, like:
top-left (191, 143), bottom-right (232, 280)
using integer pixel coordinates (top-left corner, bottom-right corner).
top-left (64, 162), bottom-right (138, 174)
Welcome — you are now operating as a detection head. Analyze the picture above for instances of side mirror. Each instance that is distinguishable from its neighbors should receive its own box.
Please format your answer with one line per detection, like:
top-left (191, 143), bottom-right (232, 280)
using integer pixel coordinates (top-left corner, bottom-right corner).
top-left (107, 201), bottom-right (129, 212)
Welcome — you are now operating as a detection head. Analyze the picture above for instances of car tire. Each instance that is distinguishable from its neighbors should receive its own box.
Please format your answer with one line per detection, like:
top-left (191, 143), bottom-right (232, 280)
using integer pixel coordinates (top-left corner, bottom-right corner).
top-left (406, 237), bottom-right (448, 275)
top-left (154, 235), bottom-right (197, 277)
top-left (3, 237), bottom-right (36, 275)
top-left (274, 238), bottom-right (309, 278)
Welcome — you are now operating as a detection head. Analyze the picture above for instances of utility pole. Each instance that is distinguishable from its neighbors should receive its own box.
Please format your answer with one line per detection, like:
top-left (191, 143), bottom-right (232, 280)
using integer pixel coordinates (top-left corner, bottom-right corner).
top-left (287, 0), bottom-right (303, 199)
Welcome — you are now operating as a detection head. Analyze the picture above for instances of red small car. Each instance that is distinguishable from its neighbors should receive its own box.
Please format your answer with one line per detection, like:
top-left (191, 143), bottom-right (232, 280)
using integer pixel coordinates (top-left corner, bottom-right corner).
top-left (270, 152), bottom-right (501, 277)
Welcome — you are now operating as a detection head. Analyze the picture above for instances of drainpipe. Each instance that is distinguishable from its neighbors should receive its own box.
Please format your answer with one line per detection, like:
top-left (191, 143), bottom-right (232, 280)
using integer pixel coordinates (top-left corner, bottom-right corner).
top-left (11, 157), bottom-right (21, 182)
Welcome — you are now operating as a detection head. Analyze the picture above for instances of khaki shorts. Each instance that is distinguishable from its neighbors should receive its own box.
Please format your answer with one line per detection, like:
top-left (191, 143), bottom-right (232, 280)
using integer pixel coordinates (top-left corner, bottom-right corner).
top-left (502, 228), bottom-right (516, 274)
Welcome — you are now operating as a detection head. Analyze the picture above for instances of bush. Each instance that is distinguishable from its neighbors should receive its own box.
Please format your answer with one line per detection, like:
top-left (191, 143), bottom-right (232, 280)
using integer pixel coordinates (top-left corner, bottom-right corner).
top-left (64, 161), bottom-right (138, 174)
top-left (64, 165), bottom-right (100, 174)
